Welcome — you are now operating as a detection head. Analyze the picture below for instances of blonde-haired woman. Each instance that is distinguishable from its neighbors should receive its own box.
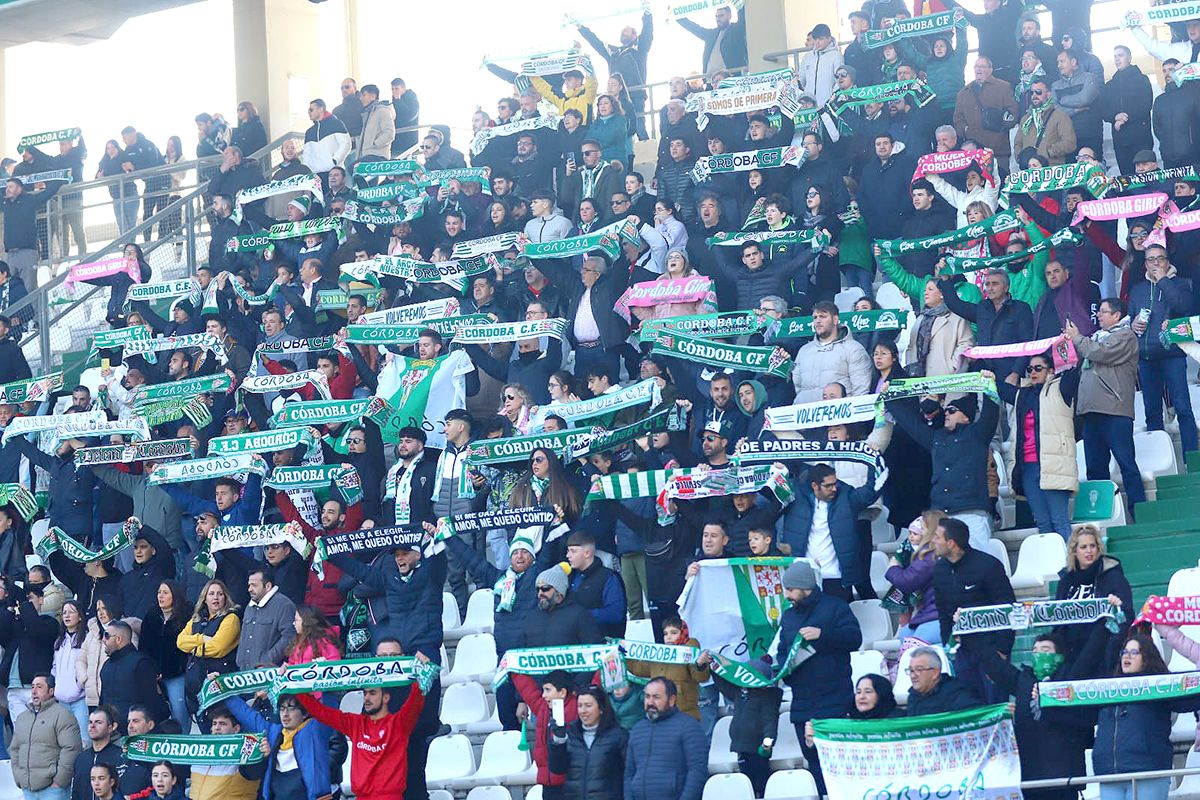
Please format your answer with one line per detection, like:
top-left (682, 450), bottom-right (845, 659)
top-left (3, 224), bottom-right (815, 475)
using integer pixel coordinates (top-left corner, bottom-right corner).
top-left (884, 511), bottom-right (945, 644)
top-left (1053, 524), bottom-right (1132, 666)
top-left (630, 250), bottom-right (715, 324)
top-left (177, 579), bottom-right (241, 722)
top-left (499, 383), bottom-right (535, 434)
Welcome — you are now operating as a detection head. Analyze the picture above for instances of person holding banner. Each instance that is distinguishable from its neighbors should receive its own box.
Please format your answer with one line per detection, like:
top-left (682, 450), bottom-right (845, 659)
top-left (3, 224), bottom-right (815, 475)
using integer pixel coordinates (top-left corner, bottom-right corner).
top-left (775, 560), bottom-right (862, 796)
top-left (1054, 525), bottom-right (1132, 667)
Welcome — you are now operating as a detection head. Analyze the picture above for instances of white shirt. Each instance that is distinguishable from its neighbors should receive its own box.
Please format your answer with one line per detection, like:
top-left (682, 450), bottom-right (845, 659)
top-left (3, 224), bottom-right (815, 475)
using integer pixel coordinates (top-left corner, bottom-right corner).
top-left (574, 286), bottom-right (601, 342)
top-left (804, 500), bottom-right (841, 580)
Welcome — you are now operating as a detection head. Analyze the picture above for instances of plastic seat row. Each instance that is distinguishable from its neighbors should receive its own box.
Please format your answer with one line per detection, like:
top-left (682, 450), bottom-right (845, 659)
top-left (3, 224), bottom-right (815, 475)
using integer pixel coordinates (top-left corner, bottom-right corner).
top-left (426, 731), bottom-right (537, 790)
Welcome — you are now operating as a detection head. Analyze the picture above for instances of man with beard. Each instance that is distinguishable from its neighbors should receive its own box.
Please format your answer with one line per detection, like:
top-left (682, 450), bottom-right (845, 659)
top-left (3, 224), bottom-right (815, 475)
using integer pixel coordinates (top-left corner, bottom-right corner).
top-left (523, 564), bottom-right (603, 648)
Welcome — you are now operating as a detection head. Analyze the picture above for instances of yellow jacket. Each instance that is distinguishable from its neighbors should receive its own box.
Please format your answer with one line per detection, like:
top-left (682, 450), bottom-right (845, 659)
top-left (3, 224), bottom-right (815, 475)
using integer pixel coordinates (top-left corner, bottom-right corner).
top-left (176, 612), bottom-right (241, 658)
top-left (530, 74), bottom-right (598, 124)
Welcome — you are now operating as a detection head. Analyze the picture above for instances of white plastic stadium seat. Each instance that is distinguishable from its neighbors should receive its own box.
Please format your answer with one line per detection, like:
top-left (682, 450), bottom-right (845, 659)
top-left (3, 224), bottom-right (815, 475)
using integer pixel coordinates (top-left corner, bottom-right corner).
top-left (769, 712), bottom-right (806, 770)
top-left (707, 715), bottom-right (739, 773)
top-left (427, 791), bottom-right (455, 800)
top-left (0, 760), bottom-right (21, 800)
top-left (1009, 534), bottom-right (1067, 591)
top-left (1169, 747), bottom-right (1200, 799)
top-left (424, 734), bottom-right (476, 789)
top-left (984, 538), bottom-right (1011, 577)
top-left (869, 551), bottom-right (890, 598)
top-left (443, 592), bottom-right (462, 634)
top-left (850, 600), bottom-right (893, 650)
top-left (525, 788), bottom-right (543, 800)
top-left (458, 588), bottom-right (496, 636)
top-left (625, 618), bottom-right (655, 642)
top-left (451, 730), bottom-right (536, 788)
top-left (765, 768), bottom-right (821, 800)
top-left (444, 632), bottom-right (498, 685)
top-left (894, 645), bottom-right (951, 705)
top-left (1132, 430), bottom-right (1179, 485)
top-left (466, 787), bottom-right (515, 800)
top-left (850, 650), bottom-right (886, 685)
top-left (440, 682), bottom-right (491, 731)
top-left (703, 772), bottom-right (755, 800)
top-left (834, 287), bottom-right (865, 313)
top-left (465, 695), bottom-right (504, 737)
top-left (876, 281), bottom-right (912, 313)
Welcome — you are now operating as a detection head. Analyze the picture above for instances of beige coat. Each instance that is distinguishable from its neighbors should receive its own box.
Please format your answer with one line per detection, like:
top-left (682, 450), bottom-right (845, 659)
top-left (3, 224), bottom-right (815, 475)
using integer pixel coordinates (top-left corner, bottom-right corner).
top-left (1011, 106), bottom-right (1077, 166)
top-left (905, 311), bottom-right (975, 377)
top-left (1034, 375), bottom-right (1079, 492)
top-left (356, 100), bottom-right (396, 161)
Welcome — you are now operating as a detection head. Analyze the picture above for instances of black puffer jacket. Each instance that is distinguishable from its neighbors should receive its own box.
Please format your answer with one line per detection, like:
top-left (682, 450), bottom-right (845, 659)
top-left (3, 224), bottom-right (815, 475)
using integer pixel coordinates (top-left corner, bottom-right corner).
top-left (1054, 555), bottom-right (1133, 668)
top-left (548, 720), bottom-right (629, 800)
top-left (1152, 83), bottom-right (1200, 166)
top-left (1100, 65), bottom-right (1154, 156)
top-left (931, 545), bottom-right (1016, 652)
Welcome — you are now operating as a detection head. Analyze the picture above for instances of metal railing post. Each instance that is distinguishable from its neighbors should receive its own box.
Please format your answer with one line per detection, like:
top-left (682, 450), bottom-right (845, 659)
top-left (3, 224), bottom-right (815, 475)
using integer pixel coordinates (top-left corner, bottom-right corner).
top-left (185, 198), bottom-right (197, 269)
top-left (36, 292), bottom-right (50, 371)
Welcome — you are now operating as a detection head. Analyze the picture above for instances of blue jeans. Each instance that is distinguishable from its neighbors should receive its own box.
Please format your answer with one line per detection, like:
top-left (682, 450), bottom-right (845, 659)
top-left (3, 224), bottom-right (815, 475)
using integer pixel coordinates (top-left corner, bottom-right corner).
top-left (842, 265), bottom-right (875, 295)
top-left (897, 619), bottom-right (942, 644)
top-left (1021, 462), bottom-right (1073, 539)
top-left (486, 528), bottom-right (511, 571)
top-left (63, 697), bottom-right (89, 745)
top-left (164, 675), bottom-right (188, 734)
top-left (1081, 413), bottom-right (1147, 509)
top-left (117, 193), bottom-right (140, 234)
top-left (1140, 356), bottom-right (1199, 453)
top-left (23, 788), bottom-right (68, 800)
top-left (1099, 778), bottom-right (1170, 800)
top-left (698, 682), bottom-right (719, 741)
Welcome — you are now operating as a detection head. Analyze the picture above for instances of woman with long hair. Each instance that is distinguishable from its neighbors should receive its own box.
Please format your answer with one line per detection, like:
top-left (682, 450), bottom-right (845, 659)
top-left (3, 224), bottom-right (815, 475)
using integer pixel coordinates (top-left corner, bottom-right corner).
top-left (160, 135), bottom-right (186, 240)
top-left (287, 604), bottom-right (342, 664)
top-left (78, 594), bottom-right (139, 709)
top-left (607, 73), bottom-right (638, 138)
top-left (870, 340), bottom-right (932, 534)
top-left (547, 686), bottom-right (628, 800)
top-left (1092, 634), bottom-right (1200, 800)
top-left (1054, 525), bottom-right (1132, 666)
top-left (498, 383), bottom-right (534, 434)
top-left (232, 101), bottom-right (268, 155)
top-left (630, 250), bottom-right (713, 325)
top-left (97, 139), bottom-right (137, 234)
top-left (52, 599), bottom-right (88, 742)
top-left (140, 580), bottom-right (190, 734)
top-left (653, 199), bottom-right (687, 251)
top-left (177, 579), bottom-right (241, 723)
top-left (546, 371), bottom-right (581, 406)
top-left (590, 93), bottom-right (632, 169)
top-left (853, 295), bottom-right (899, 357)
top-left (481, 197), bottom-right (518, 235)
top-left (93, 242), bottom-right (152, 325)
top-left (794, 186), bottom-right (843, 305)
top-left (885, 511), bottom-right (945, 644)
top-left (148, 761), bottom-right (186, 800)
top-left (509, 447), bottom-right (582, 525)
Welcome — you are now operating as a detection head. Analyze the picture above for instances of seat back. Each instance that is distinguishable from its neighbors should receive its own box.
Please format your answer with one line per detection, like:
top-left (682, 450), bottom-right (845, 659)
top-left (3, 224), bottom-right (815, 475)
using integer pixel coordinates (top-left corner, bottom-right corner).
top-left (462, 588), bottom-right (496, 631)
top-left (476, 730), bottom-right (531, 775)
top-left (465, 787), bottom-right (513, 800)
top-left (702, 773), bottom-right (755, 800)
top-left (1134, 430), bottom-right (1178, 477)
top-left (442, 592), bottom-right (461, 631)
top-left (850, 649), bottom-right (886, 685)
top-left (764, 769), bottom-right (820, 800)
top-left (441, 682), bottom-right (490, 727)
top-left (424, 734), bottom-right (476, 783)
top-left (983, 538), bottom-right (1011, 577)
top-left (876, 282), bottom-right (912, 313)
top-left (1072, 481), bottom-right (1118, 524)
top-left (625, 618), bottom-right (656, 642)
top-left (1011, 534), bottom-right (1067, 583)
top-left (849, 600), bottom-right (893, 645)
top-left (450, 633), bottom-right (499, 676)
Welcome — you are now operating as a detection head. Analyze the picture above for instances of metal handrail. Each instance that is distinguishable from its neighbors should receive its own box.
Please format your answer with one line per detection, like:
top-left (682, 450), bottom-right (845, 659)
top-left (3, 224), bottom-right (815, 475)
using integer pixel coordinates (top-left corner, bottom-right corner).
top-left (1022, 766), bottom-right (1200, 790)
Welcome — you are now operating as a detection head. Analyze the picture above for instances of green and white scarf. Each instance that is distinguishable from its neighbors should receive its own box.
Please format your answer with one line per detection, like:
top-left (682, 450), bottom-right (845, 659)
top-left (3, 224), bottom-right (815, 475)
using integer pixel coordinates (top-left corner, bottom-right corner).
top-left (2, 409), bottom-right (105, 446)
top-left (352, 159), bottom-right (424, 178)
top-left (123, 333), bottom-right (228, 364)
top-left (1021, 99), bottom-right (1057, 136)
top-left (49, 417), bottom-right (151, 448)
top-left (586, 468), bottom-right (677, 503)
top-left (452, 232), bottom-right (523, 259)
top-left (863, 8), bottom-right (964, 49)
top-left (454, 318), bottom-right (568, 345)
top-left (270, 398), bottom-right (369, 428)
top-left (690, 146), bottom-right (805, 184)
top-left (0, 371), bottom-right (64, 404)
top-left (75, 437), bottom-right (193, 466)
top-left (355, 181), bottom-right (424, 204)
top-left (763, 394), bottom-right (881, 431)
top-left (318, 287), bottom-right (384, 311)
top-left (427, 507), bottom-right (560, 556)
top-left (87, 325), bottom-right (152, 363)
top-left (343, 324), bottom-right (425, 345)
top-left (226, 232), bottom-right (275, 254)
top-left (15, 169), bottom-right (73, 185)
top-left (135, 373), bottom-right (231, 404)
top-left (195, 521), bottom-right (309, 578)
top-left (826, 80), bottom-right (937, 118)
top-left (942, 226), bottom-right (1083, 272)
top-left (565, 406), bottom-right (687, 461)
top-left (265, 464), bottom-right (363, 505)
top-left (1003, 162), bottom-right (1110, 198)
top-left (494, 644), bottom-right (625, 691)
top-left (341, 198), bottom-right (425, 226)
top-left (877, 210), bottom-right (1020, 255)
top-left (1038, 671), bottom-right (1200, 708)
top-left (704, 636), bottom-right (814, 688)
top-left (126, 278), bottom-right (199, 304)
top-left (1113, 165), bottom-right (1198, 192)
top-left (424, 313), bottom-right (492, 337)
top-left (733, 440), bottom-right (886, 472)
top-left (522, 218), bottom-right (640, 260)
top-left (419, 167), bottom-right (492, 192)
top-left (652, 330), bottom-right (792, 378)
top-left (662, 463), bottom-right (795, 507)
top-left (685, 70), bottom-right (801, 130)
top-left (953, 598), bottom-right (1123, 636)
top-left (135, 396), bottom-right (211, 428)
top-left (879, 372), bottom-right (1000, 404)
top-left (357, 296), bottom-right (460, 327)
top-left (209, 427), bottom-right (319, 457)
top-left (240, 370), bottom-right (331, 400)
top-left (1125, 1), bottom-right (1200, 27)
top-left (126, 734), bottom-right (266, 765)
top-left (148, 452), bottom-right (268, 485)
top-left (36, 521), bottom-right (137, 563)
top-left (706, 228), bottom-right (830, 250)
top-left (638, 310), bottom-right (770, 343)
top-left (470, 115), bottom-right (561, 157)
top-left (230, 173), bottom-right (323, 224)
top-left (667, 0), bottom-right (743, 18)
top-left (197, 667), bottom-right (280, 712)
top-left (534, 379), bottom-right (660, 428)
top-left (269, 216), bottom-right (347, 242)
top-left (269, 656), bottom-right (437, 704)
top-left (769, 309), bottom-right (905, 339)
top-left (311, 524), bottom-right (426, 578)
top-left (0, 484), bottom-right (37, 520)
top-left (255, 335), bottom-right (338, 358)
top-left (341, 253), bottom-right (489, 287)
top-left (16, 127), bottom-right (80, 153)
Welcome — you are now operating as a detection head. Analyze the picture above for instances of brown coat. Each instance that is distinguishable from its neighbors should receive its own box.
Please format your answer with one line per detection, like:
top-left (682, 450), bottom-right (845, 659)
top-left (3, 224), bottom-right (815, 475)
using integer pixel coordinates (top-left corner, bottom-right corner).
top-left (905, 310), bottom-right (976, 378)
top-left (953, 77), bottom-right (1019, 159)
top-left (624, 637), bottom-right (710, 720)
top-left (1011, 106), bottom-right (1077, 165)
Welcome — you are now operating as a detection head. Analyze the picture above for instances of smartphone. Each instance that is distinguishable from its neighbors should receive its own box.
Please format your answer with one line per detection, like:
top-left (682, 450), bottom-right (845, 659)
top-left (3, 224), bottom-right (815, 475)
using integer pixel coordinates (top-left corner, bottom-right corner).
top-left (551, 698), bottom-right (565, 727)
top-left (101, 357), bottom-right (111, 370)
top-left (567, 152), bottom-right (576, 169)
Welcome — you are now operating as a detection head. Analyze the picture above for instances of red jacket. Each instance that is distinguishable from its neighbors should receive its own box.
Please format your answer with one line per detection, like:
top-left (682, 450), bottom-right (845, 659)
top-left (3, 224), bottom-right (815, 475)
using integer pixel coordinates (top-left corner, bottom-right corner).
top-left (262, 350), bottom-right (358, 399)
top-left (512, 672), bottom-right (578, 788)
top-left (297, 688), bottom-right (424, 800)
top-left (276, 490), bottom-right (363, 617)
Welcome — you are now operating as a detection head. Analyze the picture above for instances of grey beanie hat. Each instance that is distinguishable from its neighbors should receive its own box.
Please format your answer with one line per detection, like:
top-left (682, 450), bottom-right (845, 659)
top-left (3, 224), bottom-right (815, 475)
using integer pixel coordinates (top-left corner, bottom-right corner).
top-left (782, 560), bottom-right (818, 591)
top-left (537, 564), bottom-right (570, 597)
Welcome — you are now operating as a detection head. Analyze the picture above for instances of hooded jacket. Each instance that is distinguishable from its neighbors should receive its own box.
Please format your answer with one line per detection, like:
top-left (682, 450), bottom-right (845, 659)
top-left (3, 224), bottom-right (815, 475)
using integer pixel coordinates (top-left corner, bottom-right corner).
top-left (923, 34), bottom-right (968, 111)
top-left (115, 524), bottom-right (177, 619)
top-left (736, 379), bottom-right (768, 439)
top-left (356, 99), bottom-right (396, 161)
top-left (1152, 82), bottom-right (1200, 166)
top-left (799, 41), bottom-right (843, 106)
top-left (792, 326), bottom-right (873, 402)
top-left (1055, 555), bottom-right (1132, 666)
top-left (302, 114), bottom-right (352, 173)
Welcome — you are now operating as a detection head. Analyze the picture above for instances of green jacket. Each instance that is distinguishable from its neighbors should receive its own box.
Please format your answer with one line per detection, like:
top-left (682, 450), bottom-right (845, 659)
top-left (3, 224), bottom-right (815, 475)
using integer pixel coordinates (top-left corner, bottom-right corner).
top-left (878, 250), bottom-right (981, 309)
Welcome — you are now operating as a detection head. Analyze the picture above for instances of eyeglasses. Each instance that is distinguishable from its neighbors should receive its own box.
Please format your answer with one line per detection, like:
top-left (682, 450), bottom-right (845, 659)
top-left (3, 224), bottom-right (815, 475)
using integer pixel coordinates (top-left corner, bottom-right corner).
top-left (101, 631), bottom-right (110, 640)
top-left (1120, 649), bottom-right (1142, 657)
top-left (944, 406), bottom-right (960, 415)
top-left (1031, 89), bottom-right (1047, 96)
top-left (1146, 255), bottom-right (1169, 263)
top-left (1130, 230), bottom-right (1149, 239)
top-left (905, 666), bottom-right (938, 675)
top-left (1026, 364), bottom-right (1048, 374)
top-left (611, 199), bottom-right (629, 206)
top-left (818, 481), bottom-right (838, 490)
top-left (582, 150), bottom-right (600, 156)
top-left (265, 542), bottom-right (285, 550)
top-left (806, 189), bottom-right (820, 197)
top-left (420, 144), bottom-right (435, 150)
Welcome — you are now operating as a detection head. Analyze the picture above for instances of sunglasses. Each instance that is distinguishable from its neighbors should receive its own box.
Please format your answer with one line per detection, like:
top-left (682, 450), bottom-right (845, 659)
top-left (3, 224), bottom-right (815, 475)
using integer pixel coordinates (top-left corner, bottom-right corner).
top-left (347, 438), bottom-right (365, 444)
top-left (944, 406), bottom-right (960, 415)
top-left (532, 455), bottom-right (548, 464)
top-left (536, 585), bottom-right (555, 593)
top-left (702, 434), bottom-right (721, 442)
top-left (1026, 364), bottom-right (1048, 374)
top-left (582, 150), bottom-right (600, 156)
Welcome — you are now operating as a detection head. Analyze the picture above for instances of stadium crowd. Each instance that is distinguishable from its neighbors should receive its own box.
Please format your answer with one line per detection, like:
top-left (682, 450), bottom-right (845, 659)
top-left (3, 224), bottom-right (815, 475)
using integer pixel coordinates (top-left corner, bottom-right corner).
top-left (3, 0), bottom-right (1200, 798)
